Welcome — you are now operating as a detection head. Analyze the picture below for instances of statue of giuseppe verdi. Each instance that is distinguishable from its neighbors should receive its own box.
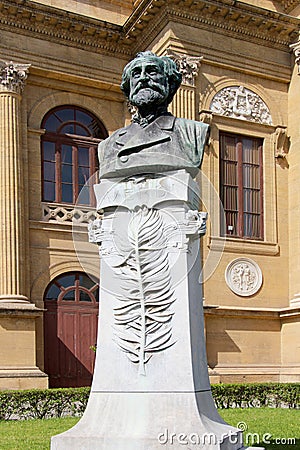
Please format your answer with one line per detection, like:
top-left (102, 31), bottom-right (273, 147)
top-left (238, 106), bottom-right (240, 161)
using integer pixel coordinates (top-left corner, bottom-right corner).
top-left (98, 51), bottom-right (210, 179)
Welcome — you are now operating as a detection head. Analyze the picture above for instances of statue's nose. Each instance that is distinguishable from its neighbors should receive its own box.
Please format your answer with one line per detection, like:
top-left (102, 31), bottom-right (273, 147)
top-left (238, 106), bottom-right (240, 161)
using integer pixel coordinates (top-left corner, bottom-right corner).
top-left (139, 68), bottom-right (149, 81)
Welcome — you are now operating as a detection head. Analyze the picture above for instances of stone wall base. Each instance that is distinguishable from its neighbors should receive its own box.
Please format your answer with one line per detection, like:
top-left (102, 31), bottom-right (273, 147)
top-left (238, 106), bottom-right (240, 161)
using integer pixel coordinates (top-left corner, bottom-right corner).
top-left (208, 365), bottom-right (300, 384)
top-left (0, 302), bottom-right (47, 390)
top-left (0, 367), bottom-right (48, 390)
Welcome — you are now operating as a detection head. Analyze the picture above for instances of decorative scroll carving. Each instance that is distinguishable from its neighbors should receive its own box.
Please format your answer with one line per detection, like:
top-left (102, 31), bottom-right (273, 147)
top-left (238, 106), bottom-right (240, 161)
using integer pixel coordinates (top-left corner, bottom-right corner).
top-left (43, 203), bottom-right (100, 224)
top-left (165, 210), bottom-right (207, 251)
top-left (183, 210), bottom-right (208, 236)
top-left (210, 86), bottom-right (272, 125)
top-left (199, 110), bottom-right (213, 125)
top-left (290, 40), bottom-right (300, 75)
top-left (166, 50), bottom-right (202, 86)
top-left (88, 218), bottom-right (118, 259)
top-left (274, 126), bottom-right (289, 159)
top-left (225, 258), bottom-right (263, 297)
top-left (113, 206), bottom-right (175, 375)
top-left (0, 61), bottom-right (30, 94)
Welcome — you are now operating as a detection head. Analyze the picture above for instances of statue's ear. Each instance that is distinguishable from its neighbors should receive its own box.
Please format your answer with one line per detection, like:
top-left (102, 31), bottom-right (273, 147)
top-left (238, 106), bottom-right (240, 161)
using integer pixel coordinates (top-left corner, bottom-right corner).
top-left (167, 80), bottom-right (179, 104)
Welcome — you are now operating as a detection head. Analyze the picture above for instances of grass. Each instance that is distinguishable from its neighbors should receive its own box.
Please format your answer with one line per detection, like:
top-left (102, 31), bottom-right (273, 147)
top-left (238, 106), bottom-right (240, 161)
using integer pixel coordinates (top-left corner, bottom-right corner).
top-left (0, 408), bottom-right (299, 449)
top-left (220, 408), bottom-right (300, 449)
top-left (0, 417), bottom-right (79, 450)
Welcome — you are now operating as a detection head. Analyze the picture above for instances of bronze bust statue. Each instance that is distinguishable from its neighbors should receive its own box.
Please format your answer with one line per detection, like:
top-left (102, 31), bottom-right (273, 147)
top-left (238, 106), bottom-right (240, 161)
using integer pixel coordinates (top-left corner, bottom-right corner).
top-left (98, 51), bottom-right (209, 179)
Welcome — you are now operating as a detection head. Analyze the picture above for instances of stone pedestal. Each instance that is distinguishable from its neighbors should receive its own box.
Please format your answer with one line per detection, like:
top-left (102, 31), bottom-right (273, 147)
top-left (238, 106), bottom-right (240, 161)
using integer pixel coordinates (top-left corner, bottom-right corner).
top-left (52, 171), bottom-right (247, 449)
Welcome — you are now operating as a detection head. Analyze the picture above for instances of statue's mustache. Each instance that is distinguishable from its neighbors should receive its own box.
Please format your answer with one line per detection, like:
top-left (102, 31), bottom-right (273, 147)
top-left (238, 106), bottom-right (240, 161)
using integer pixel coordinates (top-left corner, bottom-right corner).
top-left (131, 81), bottom-right (164, 96)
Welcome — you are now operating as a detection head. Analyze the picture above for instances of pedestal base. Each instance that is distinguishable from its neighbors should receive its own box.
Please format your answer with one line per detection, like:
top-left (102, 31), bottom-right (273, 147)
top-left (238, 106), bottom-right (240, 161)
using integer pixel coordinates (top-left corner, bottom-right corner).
top-left (0, 302), bottom-right (47, 389)
top-left (0, 367), bottom-right (48, 390)
top-left (0, 294), bottom-right (29, 303)
top-left (52, 391), bottom-right (245, 450)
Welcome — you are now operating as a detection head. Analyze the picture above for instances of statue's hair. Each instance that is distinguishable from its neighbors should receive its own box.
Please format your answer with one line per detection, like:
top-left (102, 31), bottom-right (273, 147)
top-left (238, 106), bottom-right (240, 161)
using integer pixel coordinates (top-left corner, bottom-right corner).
top-left (121, 51), bottom-right (182, 105)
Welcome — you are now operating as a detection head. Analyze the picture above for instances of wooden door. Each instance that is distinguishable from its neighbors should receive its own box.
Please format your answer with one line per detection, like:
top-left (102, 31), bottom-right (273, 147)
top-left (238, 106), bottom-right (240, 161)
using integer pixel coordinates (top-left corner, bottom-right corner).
top-left (44, 272), bottom-right (99, 387)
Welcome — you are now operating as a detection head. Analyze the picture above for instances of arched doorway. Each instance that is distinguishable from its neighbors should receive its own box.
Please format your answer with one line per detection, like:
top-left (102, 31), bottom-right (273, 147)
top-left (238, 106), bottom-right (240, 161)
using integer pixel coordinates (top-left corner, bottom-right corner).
top-left (44, 272), bottom-right (99, 387)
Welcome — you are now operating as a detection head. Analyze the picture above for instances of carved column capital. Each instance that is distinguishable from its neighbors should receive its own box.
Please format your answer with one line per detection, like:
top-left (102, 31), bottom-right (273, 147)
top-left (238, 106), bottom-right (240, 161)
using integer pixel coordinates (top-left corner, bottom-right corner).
top-left (166, 50), bottom-right (202, 86)
top-left (290, 39), bottom-right (300, 74)
top-left (0, 61), bottom-right (31, 94)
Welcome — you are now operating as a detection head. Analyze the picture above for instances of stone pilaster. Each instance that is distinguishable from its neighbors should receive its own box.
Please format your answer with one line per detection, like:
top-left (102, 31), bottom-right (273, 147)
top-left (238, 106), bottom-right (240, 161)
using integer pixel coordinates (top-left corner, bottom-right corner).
top-left (0, 61), bottom-right (30, 303)
top-left (288, 41), bottom-right (300, 307)
top-left (167, 51), bottom-right (202, 120)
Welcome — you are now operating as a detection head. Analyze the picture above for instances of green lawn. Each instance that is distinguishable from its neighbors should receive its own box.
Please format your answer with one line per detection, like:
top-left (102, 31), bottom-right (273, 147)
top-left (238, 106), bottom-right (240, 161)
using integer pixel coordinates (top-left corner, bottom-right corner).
top-left (221, 408), bottom-right (300, 449)
top-left (0, 408), bottom-right (299, 449)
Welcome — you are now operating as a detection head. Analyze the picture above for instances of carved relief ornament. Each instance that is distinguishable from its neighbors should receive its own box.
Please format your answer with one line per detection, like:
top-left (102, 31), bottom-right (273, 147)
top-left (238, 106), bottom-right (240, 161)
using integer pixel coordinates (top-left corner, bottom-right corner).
top-left (210, 86), bottom-right (272, 125)
top-left (166, 50), bottom-right (202, 86)
top-left (0, 61), bottom-right (30, 94)
top-left (225, 258), bottom-right (263, 297)
top-left (88, 204), bottom-right (208, 374)
top-left (90, 206), bottom-right (176, 376)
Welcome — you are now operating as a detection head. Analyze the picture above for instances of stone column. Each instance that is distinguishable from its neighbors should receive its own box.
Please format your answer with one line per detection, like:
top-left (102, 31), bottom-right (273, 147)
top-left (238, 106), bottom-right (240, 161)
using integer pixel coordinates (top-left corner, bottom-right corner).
top-left (167, 52), bottom-right (202, 120)
top-left (0, 61), bottom-right (30, 303)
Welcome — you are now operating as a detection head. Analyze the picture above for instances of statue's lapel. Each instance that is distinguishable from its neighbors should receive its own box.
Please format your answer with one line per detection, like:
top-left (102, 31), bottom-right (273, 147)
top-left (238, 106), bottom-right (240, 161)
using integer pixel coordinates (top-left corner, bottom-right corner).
top-left (116, 115), bottom-right (175, 156)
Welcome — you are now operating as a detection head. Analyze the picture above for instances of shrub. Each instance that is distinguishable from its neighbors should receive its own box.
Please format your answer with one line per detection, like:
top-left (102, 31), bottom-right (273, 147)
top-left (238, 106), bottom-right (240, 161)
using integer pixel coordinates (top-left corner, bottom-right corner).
top-left (211, 383), bottom-right (300, 409)
top-left (0, 383), bottom-right (298, 420)
top-left (0, 387), bottom-right (90, 420)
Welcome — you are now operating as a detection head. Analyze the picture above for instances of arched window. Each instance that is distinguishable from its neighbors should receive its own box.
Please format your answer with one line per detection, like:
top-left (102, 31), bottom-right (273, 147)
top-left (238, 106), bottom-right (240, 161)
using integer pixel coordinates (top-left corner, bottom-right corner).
top-left (41, 106), bottom-right (108, 206)
top-left (44, 272), bottom-right (99, 387)
top-left (44, 272), bottom-right (99, 303)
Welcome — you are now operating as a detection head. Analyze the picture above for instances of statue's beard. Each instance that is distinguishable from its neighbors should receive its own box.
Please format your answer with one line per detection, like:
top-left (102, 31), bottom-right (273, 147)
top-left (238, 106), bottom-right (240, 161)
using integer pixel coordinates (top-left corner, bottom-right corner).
top-left (129, 87), bottom-right (168, 108)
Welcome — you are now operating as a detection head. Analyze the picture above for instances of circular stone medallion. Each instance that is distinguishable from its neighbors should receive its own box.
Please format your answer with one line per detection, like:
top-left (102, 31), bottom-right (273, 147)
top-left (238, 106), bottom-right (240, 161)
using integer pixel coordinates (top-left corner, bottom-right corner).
top-left (225, 258), bottom-right (262, 297)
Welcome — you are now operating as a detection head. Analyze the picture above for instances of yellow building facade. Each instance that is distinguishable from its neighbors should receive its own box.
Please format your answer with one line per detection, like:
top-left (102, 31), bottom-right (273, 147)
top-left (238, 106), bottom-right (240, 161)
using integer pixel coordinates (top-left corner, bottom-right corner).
top-left (0, 0), bottom-right (299, 389)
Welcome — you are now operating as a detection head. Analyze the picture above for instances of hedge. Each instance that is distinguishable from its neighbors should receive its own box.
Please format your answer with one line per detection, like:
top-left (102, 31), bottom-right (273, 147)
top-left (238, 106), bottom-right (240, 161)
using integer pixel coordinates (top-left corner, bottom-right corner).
top-left (0, 387), bottom-right (90, 420)
top-left (211, 383), bottom-right (299, 409)
top-left (0, 383), bottom-right (298, 420)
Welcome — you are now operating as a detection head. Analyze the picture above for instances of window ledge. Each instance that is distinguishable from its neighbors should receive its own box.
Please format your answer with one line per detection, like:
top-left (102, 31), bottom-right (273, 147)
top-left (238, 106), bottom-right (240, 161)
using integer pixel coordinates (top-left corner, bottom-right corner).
top-left (209, 236), bottom-right (279, 256)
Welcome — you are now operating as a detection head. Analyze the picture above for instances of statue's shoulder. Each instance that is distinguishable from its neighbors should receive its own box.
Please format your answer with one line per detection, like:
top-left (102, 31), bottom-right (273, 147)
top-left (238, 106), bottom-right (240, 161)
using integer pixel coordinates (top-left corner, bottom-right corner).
top-left (173, 117), bottom-right (210, 146)
top-left (174, 117), bottom-right (209, 133)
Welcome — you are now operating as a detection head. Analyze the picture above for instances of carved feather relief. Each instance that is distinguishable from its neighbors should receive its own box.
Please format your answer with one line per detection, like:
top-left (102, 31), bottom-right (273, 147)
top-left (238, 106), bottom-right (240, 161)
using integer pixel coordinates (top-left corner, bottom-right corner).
top-left (113, 206), bottom-right (176, 375)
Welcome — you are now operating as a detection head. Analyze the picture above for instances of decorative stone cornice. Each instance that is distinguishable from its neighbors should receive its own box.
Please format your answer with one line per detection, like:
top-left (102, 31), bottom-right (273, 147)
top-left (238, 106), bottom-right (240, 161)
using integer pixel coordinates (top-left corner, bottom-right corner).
top-left (279, 0), bottom-right (300, 13)
top-left (0, 61), bottom-right (30, 94)
top-left (0, 0), bottom-right (132, 56)
top-left (124, 0), bottom-right (300, 53)
top-left (1, 0), bottom-right (299, 60)
top-left (166, 50), bottom-right (202, 86)
top-left (290, 39), bottom-right (300, 74)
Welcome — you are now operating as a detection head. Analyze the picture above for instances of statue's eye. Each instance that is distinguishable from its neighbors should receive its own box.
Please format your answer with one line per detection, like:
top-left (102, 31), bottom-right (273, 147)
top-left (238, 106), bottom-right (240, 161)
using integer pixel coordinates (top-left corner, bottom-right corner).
top-left (148, 67), bottom-right (158, 75)
top-left (131, 70), bottom-right (141, 78)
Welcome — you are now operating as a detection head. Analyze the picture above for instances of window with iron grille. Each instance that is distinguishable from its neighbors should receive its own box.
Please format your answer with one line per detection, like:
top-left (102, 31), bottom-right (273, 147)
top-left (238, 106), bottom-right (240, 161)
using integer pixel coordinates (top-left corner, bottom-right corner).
top-left (220, 132), bottom-right (264, 239)
top-left (41, 106), bottom-right (108, 206)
